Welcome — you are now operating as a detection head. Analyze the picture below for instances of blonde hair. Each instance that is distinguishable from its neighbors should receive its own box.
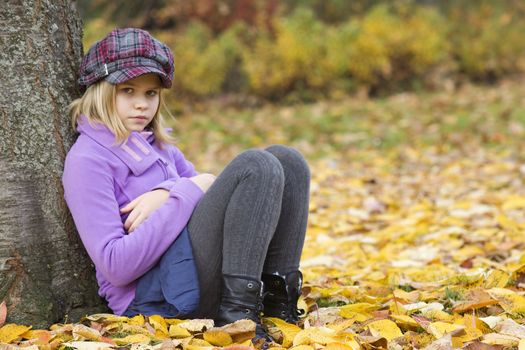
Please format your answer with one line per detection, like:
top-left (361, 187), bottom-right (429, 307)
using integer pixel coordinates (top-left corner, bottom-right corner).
top-left (69, 80), bottom-right (176, 146)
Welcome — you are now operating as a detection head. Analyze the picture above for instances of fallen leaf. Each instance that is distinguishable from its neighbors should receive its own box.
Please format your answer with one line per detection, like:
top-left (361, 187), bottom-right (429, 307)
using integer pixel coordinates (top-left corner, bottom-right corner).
top-left (178, 319), bottom-right (214, 332)
top-left (423, 333), bottom-right (453, 350)
top-left (72, 324), bottom-right (102, 341)
top-left (427, 322), bottom-right (465, 339)
top-left (148, 315), bottom-right (169, 336)
top-left (487, 288), bottom-right (525, 315)
top-left (462, 340), bottom-right (504, 349)
top-left (0, 324), bottom-right (32, 343)
top-left (366, 319), bottom-right (403, 341)
top-left (494, 318), bottom-right (525, 338)
top-left (203, 330), bottom-right (233, 346)
top-left (265, 317), bottom-right (301, 347)
top-left (128, 315), bottom-right (145, 326)
top-left (323, 342), bottom-right (359, 350)
top-left (293, 327), bottom-right (337, 346)
top-left (219, 319), bottom-right (256, 343)
top-left (168, 324), bottom-right (191, 338)
top-left (112, 334), bottom-right (151, 345)
top-left (482, 333), bottom-right (520, 347)
top-left (453, 289), bottom-right (498, 313)
top-left (62, 341), bottom-right (115, 350)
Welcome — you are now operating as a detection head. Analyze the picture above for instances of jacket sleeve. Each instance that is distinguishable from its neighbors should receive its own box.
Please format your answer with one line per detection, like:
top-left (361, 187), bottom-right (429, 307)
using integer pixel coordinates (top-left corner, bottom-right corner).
top-left (62, 152), bottom-right (204, 287)
top-left (152, 146), bottom-right (199, 191)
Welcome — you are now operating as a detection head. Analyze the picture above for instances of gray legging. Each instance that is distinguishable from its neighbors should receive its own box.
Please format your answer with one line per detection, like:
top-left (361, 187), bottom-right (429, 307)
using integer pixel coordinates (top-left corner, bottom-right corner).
top-left (187, 145), bottom-right (310, 318)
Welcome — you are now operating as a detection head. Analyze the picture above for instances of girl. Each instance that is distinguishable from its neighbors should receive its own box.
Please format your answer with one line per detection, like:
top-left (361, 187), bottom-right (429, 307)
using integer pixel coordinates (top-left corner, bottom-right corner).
top-left (62, 28), bottom-right (310, 339)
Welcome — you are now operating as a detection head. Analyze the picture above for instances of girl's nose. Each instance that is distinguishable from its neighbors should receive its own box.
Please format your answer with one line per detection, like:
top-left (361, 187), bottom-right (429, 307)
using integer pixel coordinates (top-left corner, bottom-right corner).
top-left (134, 98), bottom-right (148, 110)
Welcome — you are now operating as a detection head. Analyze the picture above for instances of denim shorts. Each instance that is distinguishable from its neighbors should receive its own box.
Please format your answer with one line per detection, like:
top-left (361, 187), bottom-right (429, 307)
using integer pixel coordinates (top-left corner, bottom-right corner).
top-left (123, 227), bottom-right (200, 318)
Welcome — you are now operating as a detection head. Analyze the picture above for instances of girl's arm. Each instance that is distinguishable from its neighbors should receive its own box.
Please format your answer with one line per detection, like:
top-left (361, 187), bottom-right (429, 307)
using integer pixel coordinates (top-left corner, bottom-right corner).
top-left (63, 153), bottom-right (204, 287)
top-left (151, 146), bottom-right (199, 192)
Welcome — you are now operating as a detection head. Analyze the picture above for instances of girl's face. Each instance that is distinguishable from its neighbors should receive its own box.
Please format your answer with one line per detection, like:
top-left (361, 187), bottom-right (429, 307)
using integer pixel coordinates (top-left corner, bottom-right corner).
top-left (115, 73), bottom-right (161, 132)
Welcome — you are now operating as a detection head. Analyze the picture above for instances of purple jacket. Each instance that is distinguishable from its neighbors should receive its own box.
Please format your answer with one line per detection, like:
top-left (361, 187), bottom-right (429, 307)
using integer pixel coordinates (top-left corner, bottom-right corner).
top-left (62, 115), bottom-right (204, 314)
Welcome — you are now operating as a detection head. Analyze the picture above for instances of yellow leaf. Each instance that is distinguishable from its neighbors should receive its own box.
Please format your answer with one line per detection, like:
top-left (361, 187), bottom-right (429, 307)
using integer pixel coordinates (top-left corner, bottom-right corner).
top-left (239, 339), bottom-right (253, 346)
top-left (185, 339), bottom-right (215, 350)
top-left (487, 288), bottom-right (525, 315)
top-left (128, 314), bottom-right (145, 326)
top-left (72, 324), bottom-right (102, 341)
top-left (484, 270), bottom-right (510, 288)
top-left (84, 314), bottom-right (128, 323)
top-left (149, 315), bottom-right (169, 335)
top-left (454, 325), bottom-right (482, 343)
top-left (155, 329), bottom-right (170, 340)
top-left (62, 341), bottom-right (115, 350)
top-left (496, 214), bottom-right (519, 232)
top-left (265, 317), bottom-right (301, 347)
top-left (0, 324), bottom-right (32, 343)
top-left (390, 315), bottom-right (419, 329)
top-left (293, 327), bottom-right (337, 346)
top-left (339, 303), bottom-right (377, 322)
top-left (423, 310), bottom-right (455, 322)
top-left (326, 319), bottom-right (356, 333)
top-left (169, 324), bottom-right (191, 338)
top-left (190, 338), bottom-right (213, 346)
top-left (21, 329), bottom-right (51, 341)
top-left (203, 330), bottom-right (233, 346)
top-left (325, 341), bottom-right (360, 350)
top-left (366, 319), bottom-right (403, 341)
top-left (392, 289), bottom-right (420, 303)
top-left (462, 314), bottom-right (490, 335)
top-left (185, 345), bottom-right (214, 350)
top-left (502, 196), bottom-right (525, 210)
top-left (290, 345), bottom-right (315, 350)
top-left (427, 322), bottom-right (464, 339)
top-left (121, 324), bottom-right (152, 335)
top-left (113, 333), bottom-right (151, 345)
top-left (104, 323), bottom-right (120, 331)
top-left (339, 303), bottom-right (379, 314)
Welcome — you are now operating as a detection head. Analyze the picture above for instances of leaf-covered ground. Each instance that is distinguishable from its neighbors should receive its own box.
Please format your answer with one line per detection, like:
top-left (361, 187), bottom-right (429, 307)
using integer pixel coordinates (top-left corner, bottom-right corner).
top-left (3, 79), bottom-right (525, 349)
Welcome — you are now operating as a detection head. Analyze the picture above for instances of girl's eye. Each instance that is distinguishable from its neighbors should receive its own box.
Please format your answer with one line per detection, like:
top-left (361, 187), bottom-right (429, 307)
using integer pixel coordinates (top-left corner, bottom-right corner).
top-left (120, 87), bottom-right (133, 94)
top-left (146, 90), bottom-right (158, 97)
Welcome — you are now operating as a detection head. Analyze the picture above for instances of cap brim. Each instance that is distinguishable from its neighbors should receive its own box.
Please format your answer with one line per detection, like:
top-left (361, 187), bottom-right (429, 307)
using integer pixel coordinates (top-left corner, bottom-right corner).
top-left (106, 66), bottom-right (172, 88)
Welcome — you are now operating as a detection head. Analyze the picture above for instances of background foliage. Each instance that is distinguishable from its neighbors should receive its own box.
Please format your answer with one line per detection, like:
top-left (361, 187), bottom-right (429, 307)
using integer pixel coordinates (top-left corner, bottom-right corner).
top-left (79, 0), bottom-right (525, 101)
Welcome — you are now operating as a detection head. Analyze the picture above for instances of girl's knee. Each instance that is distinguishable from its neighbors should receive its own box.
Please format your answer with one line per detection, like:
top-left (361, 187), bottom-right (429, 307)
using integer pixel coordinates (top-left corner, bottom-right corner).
top-left (265, 145), bottom-right (310, 180)
top-left (233, 149), bottom-right (285, 183)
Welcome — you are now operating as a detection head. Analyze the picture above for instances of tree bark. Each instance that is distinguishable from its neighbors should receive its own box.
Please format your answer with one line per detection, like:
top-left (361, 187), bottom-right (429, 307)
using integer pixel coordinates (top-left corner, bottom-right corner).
top-left (0, 0), bottom-right (108, 327)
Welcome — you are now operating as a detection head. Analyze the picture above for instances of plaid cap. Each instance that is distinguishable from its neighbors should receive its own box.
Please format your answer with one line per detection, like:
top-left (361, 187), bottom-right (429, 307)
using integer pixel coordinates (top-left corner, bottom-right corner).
top-left (78, 28), bottom-right (174, 91)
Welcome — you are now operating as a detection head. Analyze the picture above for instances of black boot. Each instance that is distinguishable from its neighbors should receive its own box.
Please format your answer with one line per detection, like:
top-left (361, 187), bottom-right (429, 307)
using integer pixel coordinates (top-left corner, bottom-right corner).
top-left (215, 274), bottom-right (271, 342)
top-left (262, 271), bottom-right (304, 323)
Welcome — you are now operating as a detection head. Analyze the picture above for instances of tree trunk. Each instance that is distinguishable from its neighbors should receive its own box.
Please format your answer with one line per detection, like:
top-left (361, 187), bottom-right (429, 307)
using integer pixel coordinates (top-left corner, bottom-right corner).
top-left (0, 0), bottom-right (108, 327)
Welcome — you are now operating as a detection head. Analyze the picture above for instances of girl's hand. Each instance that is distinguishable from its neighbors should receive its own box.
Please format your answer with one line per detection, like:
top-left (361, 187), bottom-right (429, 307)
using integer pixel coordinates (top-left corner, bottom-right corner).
top-left (190, 173), bottom-right (216, 193)
top-left (121, 189), bottom-right (169, 233)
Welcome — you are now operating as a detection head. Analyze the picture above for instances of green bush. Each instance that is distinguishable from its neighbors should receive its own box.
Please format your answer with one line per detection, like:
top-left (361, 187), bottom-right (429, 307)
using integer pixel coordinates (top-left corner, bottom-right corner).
top-left (158, 22), bottom-right (241, 97)
top-left (451, 4), bottom-right (525, 80)
top-left (240, 5), bottom-right (450, 98)
top-left (342, 5), bottom-right (450, 89)
top-left (241, 8), bottom-right (330, 98)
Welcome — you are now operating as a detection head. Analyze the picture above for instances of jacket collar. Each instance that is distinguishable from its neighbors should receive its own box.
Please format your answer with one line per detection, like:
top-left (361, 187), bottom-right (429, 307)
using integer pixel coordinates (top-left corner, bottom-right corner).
top-left (77, 114), bottom-right (160, 176)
